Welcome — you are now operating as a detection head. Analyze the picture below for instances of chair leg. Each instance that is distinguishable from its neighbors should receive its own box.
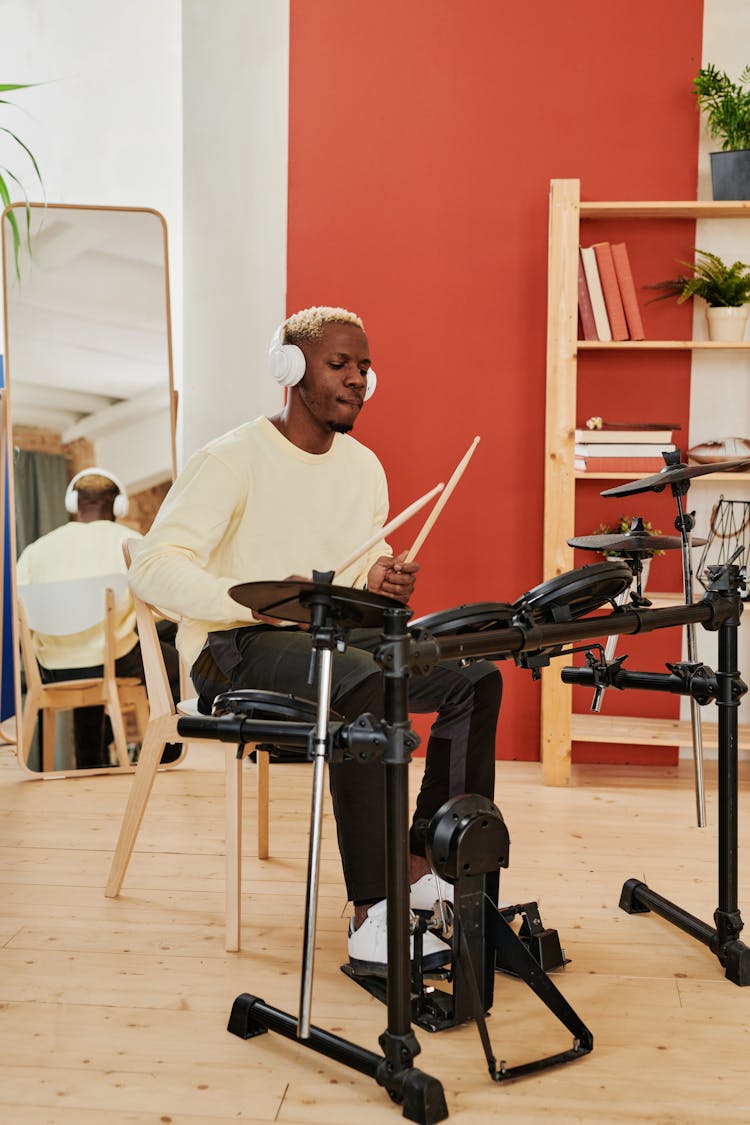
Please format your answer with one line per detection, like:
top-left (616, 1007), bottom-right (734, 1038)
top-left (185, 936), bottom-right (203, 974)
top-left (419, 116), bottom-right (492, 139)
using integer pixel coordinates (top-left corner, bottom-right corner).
top-left (105, 720), bottom-right (168, 898)
top-left (42, 709), bottom-right (56, 772)
top-left (133, 693), bottom-right (150, 743)
top-left (106, 688), bottom-right (131, 770)
top-left (22, 699), bottom-right (39, 766)
top-left (257, 748), bottom-right (270, 861)
top-left (225, 744), bottom-right (242, 952)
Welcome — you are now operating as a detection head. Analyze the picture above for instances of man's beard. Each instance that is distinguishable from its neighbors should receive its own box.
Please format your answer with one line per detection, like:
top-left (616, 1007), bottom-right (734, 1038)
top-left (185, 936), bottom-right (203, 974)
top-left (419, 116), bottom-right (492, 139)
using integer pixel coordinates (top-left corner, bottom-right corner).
top-left (327, 420), bottom-right (353, 434)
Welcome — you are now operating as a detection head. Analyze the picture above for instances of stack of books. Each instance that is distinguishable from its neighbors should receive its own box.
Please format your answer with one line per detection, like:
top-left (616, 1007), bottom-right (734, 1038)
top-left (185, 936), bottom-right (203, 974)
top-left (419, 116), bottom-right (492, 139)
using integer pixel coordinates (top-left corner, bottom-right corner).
top-left (578, 241), bottom-right (646, 342)
top-left (574, 427), bottom-right (679, 474)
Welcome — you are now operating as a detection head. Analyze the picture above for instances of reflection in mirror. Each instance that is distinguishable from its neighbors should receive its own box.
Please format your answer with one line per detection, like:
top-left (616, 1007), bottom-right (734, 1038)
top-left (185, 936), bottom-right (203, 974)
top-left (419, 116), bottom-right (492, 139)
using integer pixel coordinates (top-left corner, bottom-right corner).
top-left (1, 204), bottom-right (177, 776)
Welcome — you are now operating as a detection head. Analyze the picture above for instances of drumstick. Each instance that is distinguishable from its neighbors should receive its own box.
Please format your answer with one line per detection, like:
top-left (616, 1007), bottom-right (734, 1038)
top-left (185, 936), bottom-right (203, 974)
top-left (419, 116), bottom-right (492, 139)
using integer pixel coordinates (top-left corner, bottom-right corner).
top-left (404, 436), bottom-right (480, 563)
top-left (332, 482), bottom-right (445, 577)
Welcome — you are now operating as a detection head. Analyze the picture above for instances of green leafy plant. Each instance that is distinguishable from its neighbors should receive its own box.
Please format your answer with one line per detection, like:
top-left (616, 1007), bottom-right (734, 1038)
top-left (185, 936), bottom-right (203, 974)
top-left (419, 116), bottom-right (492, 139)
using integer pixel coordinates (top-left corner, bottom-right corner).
top-left (646, 249), bottom-right (750, 308)
top-left (0, 82), bottom-right (44, 276)
top-left (595, 515), bottom-right (665, 558)
top-left (693, 63), bottom-right (750, 152)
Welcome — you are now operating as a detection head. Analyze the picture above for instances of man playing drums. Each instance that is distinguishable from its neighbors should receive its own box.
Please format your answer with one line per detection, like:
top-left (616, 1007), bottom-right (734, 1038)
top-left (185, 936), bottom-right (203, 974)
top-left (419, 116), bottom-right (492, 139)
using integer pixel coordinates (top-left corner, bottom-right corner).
top-left (128, 305), bottom-right (502, 975)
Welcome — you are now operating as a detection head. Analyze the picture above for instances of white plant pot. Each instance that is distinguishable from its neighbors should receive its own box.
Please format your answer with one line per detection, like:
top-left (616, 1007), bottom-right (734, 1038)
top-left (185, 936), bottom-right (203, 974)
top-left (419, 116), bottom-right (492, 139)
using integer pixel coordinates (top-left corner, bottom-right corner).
top-left (705, 305), bottom-right (749, 342)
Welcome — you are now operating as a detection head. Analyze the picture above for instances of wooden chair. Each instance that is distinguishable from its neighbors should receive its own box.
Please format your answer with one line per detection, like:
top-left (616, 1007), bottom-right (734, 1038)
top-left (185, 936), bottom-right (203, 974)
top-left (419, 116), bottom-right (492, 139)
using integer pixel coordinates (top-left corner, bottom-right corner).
top-left (17, 574), bottom-right (149, 773)
top-left (104, 541), bottom-right (270, 952)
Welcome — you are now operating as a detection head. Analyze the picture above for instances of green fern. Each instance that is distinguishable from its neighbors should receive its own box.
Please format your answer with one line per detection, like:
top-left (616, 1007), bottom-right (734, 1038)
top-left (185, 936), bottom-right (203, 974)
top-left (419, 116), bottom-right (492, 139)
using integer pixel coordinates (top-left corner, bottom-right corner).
top-left (693, 64), bottom-right (750, 151)
top-left (646, 249), bottom-right (750, 308)
top-left (0, 82), bottom-right (45, 278)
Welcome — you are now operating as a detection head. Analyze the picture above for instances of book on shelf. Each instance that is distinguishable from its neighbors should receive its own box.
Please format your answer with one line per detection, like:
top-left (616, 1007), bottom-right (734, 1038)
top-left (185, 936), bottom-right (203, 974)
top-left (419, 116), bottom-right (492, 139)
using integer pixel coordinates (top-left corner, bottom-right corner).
top-left (575, 456), bottom-right (667, 473)
top-left (579, 245), bottom-right (611, 341)
top-left (574, 428), bottom-right (675, 444)
top-left (574, 441), bottom-right (678, 457)
top-left (610, 241), bottom-right (646, 340)
top-left (577, 251), bottom-right (598, 340)
top-left (592, 242), bottom-right (629, 340)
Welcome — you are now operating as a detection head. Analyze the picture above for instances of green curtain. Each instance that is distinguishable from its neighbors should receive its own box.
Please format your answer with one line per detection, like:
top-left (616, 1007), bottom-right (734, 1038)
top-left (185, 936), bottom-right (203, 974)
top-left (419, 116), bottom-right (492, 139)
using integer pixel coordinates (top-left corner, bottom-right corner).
top-left (14, 449), bottom-right (69, 557)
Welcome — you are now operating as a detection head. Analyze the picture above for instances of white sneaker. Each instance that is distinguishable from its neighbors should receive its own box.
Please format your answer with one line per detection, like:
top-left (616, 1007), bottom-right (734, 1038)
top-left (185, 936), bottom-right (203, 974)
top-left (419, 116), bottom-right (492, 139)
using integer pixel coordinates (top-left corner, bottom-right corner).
top-left (411, 872), bottom-right (511, 915)
top-left (347, 899), bottom-right (451, 977)
top-left (409, 872), bottom-right (454, 914)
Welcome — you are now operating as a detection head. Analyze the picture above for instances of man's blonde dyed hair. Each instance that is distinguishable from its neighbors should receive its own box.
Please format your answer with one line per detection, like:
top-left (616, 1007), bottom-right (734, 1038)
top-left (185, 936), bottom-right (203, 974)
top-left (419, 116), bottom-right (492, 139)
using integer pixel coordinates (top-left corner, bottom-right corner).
top-left (283, 306), bottom-right (364, 346)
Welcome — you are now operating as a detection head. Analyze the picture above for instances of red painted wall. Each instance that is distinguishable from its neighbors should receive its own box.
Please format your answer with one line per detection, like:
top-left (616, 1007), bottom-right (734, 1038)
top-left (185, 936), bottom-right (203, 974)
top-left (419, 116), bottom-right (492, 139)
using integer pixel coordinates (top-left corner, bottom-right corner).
top-left (287, 0), bottom-right (704, 760)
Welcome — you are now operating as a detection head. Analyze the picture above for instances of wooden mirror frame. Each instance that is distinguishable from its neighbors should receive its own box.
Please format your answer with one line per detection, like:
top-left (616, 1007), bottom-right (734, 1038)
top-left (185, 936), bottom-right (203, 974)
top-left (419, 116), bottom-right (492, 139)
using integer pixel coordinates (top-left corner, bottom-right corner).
top-left (1, 202), bottom-right (178, 777)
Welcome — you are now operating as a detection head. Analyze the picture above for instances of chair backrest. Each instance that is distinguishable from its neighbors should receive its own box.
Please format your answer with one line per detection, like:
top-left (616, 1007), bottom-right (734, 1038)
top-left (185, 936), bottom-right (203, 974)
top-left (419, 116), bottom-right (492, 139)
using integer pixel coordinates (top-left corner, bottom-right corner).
top-left (122, 539), bottom-right (176, 719)
top-left (17, 575), bottom-right (126, 693)
top-left (17, 573), bottom-right (131, 636)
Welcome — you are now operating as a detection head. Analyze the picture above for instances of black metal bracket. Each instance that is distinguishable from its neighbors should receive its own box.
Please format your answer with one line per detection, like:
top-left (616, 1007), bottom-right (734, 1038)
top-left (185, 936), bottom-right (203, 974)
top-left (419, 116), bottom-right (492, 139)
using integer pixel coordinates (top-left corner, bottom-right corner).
top-left (502, 901), bottom-right (570, 974)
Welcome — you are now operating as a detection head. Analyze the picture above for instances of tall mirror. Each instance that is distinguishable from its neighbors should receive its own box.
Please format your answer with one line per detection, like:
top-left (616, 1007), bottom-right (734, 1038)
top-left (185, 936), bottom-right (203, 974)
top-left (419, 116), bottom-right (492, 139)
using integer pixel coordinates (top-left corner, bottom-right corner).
top-left (0, 203), bottom-right (176, 776)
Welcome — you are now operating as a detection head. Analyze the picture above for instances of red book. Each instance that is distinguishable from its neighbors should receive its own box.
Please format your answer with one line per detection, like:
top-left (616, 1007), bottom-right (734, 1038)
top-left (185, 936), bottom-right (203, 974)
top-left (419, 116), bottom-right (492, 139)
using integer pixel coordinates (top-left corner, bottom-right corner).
top-left (592, 242), bottom-right (629, 340)
top-left (611, 242), bottom-right (646, 340)
top-left (577, 250), bottom-right (598, 340)
top-left (576, 456), bottom-right (665, 473)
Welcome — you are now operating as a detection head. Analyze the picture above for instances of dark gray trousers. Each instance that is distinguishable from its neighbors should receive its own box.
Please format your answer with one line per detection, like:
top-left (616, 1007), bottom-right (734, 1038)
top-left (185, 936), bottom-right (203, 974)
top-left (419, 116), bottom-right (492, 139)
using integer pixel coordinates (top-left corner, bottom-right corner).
top-left (192, 625), bottom-right (502, 904)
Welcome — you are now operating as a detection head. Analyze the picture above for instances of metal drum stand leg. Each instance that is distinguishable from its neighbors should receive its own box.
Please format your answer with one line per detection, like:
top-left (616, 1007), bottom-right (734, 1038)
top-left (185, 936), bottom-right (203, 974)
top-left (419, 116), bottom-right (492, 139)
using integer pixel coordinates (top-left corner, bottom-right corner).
top-left (226, 597), bottom-right (449, 1123)
top-left (617, 564), bottom-right (750, 984)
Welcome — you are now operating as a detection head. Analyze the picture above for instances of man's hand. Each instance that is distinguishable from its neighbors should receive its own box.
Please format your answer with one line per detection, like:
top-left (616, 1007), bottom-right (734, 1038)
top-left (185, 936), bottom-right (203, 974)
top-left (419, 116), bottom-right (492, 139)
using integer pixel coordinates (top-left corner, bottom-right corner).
top-left (366, 551), bottom-right (418, 603)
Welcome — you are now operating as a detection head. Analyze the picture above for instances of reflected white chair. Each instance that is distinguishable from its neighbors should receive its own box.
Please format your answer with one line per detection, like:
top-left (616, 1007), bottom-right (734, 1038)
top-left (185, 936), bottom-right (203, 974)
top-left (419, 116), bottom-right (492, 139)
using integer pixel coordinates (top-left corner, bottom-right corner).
top-left (104, 541), bottom-right (269, 952)
top-left (17, 574), bottom-right (148, 773)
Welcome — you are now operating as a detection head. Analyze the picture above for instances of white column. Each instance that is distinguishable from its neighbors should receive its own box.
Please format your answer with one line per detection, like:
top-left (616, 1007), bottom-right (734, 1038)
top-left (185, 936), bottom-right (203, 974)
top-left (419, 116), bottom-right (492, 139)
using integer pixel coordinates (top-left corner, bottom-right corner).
top-left (180, 0), bottom-right (288, 463)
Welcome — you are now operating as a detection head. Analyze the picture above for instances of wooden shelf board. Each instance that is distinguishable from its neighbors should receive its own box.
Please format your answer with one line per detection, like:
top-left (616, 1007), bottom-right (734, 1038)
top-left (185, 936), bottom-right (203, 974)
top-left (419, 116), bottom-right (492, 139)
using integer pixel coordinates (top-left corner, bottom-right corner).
top-left (580, 201), bottom-right (750, 219)
top-left (571, 712), bottom-right (750, 749)
top-left (577, 340), bottom-right (750, 350)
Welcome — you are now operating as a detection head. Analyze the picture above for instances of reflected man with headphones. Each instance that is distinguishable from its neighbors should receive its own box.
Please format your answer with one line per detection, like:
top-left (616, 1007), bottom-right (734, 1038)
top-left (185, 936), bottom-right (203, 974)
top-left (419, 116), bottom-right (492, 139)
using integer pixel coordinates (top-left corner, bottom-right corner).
top-left (17, 469), bottom-right (181, 769)
top-left (129, 306), bottom-right (502, 976)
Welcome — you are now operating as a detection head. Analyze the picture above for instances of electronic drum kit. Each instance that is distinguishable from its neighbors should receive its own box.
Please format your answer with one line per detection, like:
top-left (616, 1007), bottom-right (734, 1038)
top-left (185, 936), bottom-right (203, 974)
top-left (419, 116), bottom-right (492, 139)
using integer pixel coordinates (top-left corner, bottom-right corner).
top-left (174, 454), bottom-right (750, 1124)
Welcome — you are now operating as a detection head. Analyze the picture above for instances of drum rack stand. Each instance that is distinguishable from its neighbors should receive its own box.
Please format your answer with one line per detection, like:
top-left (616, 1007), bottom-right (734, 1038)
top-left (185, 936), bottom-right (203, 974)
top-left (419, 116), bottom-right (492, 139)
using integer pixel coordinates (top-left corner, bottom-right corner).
top-left (178, 590), bottom-right (592, 1123)
top-left (176, 560), bottom-right (748, 1122)
top-left (425, 561), bottom-right (750, 986)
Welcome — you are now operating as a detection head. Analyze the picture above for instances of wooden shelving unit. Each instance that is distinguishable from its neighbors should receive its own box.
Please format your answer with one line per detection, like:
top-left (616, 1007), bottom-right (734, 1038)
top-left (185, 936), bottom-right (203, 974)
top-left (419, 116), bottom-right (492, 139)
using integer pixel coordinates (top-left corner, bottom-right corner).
top-left (541, 179), bottom-right (750, 786)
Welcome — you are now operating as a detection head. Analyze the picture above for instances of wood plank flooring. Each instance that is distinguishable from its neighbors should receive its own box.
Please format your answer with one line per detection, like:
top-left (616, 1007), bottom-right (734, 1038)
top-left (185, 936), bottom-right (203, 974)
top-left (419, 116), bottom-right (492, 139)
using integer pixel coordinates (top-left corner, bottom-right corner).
top-left (1, 744), bottom-right (749, 1123)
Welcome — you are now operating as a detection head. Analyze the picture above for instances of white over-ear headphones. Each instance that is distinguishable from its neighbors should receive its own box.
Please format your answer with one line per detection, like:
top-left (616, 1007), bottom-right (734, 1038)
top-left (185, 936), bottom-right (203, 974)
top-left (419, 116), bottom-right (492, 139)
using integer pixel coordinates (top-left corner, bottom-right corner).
top-left (268, 324), bottom-right (377, 401)
top-left (65, 468), bottom-right (129, 518)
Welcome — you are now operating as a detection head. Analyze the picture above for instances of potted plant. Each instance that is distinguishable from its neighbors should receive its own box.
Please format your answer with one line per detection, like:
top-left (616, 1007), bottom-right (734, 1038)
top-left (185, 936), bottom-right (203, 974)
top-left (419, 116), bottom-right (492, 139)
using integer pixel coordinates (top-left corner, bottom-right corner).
top-left (0, 82), bottom-right (44, 276)
top-left (646, 249), bottom-right (750, 341)
top-left (693, 63), bottom-right (750, 199)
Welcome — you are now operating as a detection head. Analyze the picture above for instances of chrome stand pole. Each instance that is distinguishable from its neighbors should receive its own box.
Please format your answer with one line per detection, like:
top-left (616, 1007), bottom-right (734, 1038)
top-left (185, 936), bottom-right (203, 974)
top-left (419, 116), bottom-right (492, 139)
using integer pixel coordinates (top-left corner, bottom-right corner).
top-left (298, 643), bottom-right (334, 1038)
top-left (675, 490), bottom-right (706, 828)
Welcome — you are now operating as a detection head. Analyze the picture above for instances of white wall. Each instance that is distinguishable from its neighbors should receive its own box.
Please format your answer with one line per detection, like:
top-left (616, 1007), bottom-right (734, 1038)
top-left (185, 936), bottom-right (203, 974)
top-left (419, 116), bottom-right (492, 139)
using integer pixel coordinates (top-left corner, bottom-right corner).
top-left (180, 0), bottom-right (287, 460)
top-left (692, 0), bottom-right (750, 450)
top-left (686, 0), bottom-right (750, 745)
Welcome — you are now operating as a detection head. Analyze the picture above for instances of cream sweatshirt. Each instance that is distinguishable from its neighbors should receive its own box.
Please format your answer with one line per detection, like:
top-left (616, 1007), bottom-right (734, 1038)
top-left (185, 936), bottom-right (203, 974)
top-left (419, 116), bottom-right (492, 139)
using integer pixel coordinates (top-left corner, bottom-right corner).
top-left (129, 416), bottom-right (391, 669)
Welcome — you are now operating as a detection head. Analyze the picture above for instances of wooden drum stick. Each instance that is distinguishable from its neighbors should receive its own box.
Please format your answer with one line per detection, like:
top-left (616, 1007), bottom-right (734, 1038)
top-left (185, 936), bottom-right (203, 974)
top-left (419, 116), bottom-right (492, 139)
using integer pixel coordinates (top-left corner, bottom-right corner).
top-left (404, 436), bottom-right (480, 563)
top-left (332, 481), bottom-right (445, 578)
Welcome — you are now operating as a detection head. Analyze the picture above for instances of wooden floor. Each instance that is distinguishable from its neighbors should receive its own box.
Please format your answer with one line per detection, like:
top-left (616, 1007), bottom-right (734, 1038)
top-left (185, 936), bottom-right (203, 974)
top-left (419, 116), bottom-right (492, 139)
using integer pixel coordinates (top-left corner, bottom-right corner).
top-left (1, 744), bottom-right (749, 1124)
